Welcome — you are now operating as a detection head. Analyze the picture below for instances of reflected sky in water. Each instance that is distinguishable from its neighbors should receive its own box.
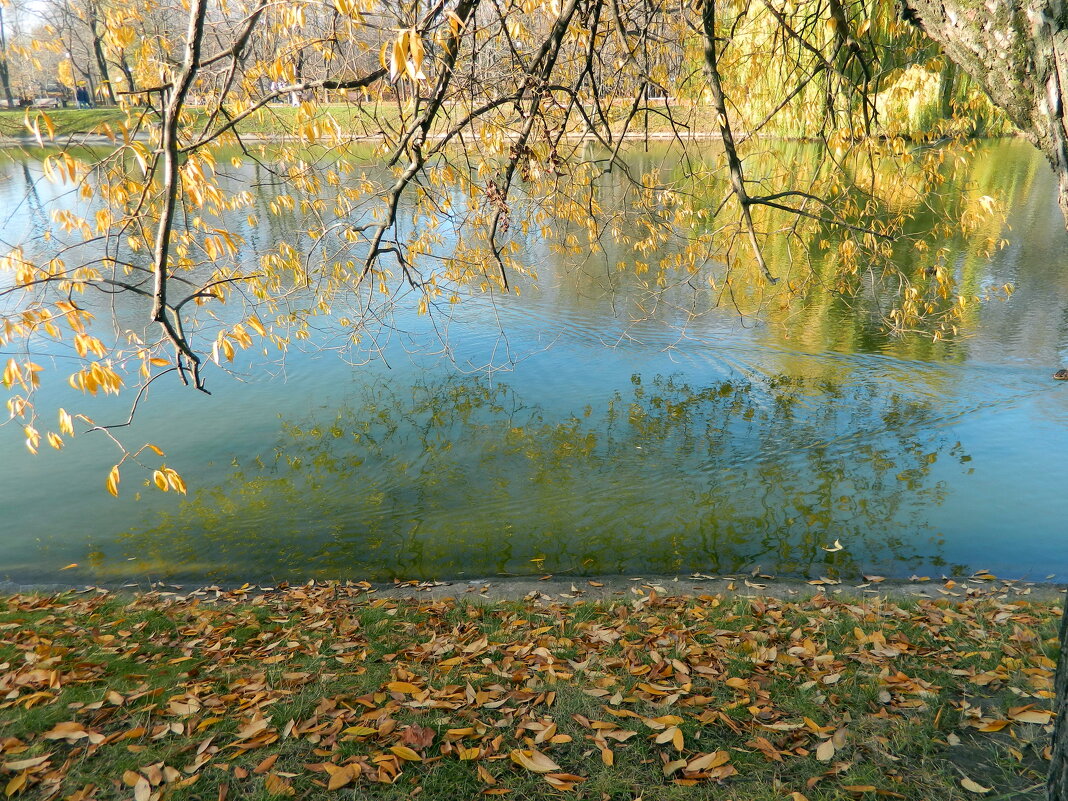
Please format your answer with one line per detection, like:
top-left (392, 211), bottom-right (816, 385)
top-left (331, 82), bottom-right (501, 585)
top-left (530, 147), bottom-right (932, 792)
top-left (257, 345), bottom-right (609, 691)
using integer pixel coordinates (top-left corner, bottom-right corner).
top-left (0, 139), bottom-right (1066, 584)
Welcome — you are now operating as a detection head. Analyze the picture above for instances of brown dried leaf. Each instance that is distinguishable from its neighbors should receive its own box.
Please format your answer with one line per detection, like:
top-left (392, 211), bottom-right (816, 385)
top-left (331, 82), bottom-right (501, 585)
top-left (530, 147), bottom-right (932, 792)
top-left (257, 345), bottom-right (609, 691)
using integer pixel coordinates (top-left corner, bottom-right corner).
top-left (961, 778), bottom-right (992, 794)
top-left (327, 765), bottom-right (353, 791)
top-left (509, 748), bottom-right (560, 774)
top-left (263, 773), bottom-right (295, 797)
top-left (253, 754), bottom-right (278, 774)
top-left (686, 751), bottom-right (729, 772)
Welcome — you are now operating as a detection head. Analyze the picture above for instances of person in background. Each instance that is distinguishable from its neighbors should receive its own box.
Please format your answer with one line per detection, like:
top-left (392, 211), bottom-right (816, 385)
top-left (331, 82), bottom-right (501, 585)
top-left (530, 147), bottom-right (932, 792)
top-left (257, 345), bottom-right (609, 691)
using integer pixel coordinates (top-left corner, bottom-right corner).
top-left (75, 86), bottom-right (91, 109)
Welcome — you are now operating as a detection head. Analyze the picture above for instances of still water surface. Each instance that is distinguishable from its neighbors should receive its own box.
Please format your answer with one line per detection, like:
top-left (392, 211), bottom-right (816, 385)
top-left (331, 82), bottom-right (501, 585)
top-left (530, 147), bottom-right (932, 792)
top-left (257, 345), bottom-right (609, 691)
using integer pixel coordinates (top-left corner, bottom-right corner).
top-left (1, 140), bottom-right (1066, 584)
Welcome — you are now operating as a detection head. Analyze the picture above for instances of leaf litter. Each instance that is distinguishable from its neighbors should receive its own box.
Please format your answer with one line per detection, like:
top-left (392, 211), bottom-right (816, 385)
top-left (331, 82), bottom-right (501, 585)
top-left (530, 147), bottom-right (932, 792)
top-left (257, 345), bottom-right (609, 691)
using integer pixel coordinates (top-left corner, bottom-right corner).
top-left (0, 582), bottom-right (1059, 799)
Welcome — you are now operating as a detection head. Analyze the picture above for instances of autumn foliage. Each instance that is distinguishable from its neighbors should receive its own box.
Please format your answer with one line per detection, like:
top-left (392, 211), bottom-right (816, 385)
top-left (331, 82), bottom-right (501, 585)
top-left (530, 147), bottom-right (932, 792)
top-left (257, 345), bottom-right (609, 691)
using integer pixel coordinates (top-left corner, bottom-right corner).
top-left (0, 582), bottom-right (1058, 799)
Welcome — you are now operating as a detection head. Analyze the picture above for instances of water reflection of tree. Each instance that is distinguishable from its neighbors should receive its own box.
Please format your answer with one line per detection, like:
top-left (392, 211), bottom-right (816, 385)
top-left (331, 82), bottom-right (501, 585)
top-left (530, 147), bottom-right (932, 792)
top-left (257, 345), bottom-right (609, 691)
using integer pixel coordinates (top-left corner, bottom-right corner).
top-left (106, 372), bottom-right (970, 582)
top-left (519, 140), bottom-right (1037, 366)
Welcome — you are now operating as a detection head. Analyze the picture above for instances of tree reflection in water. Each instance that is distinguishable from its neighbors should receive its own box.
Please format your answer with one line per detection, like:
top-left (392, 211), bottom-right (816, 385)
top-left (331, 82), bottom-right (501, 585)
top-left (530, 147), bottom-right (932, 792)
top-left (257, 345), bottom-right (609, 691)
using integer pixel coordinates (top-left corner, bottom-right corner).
top-left (105, 373), bottom-right (971, 582)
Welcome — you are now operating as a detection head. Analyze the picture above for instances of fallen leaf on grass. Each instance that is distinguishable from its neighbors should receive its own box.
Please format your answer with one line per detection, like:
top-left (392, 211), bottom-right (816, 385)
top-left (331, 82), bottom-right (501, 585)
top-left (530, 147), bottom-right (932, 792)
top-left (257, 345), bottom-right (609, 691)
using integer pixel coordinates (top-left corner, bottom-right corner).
top-left (341, 725), bottom-right (377, 737)
top-left (389, 745), bottom-right (422, 762)
top-left (253, 754), bottom-right (278, 774)
top-left (747, 736), bottom-right (784, 762)
top-left (263, 772), bottom-right (295, 797)
top-left (234, 717), bottom-right (268, 741)
top-left (544, 772), bottom-right (586, 790)
top-left (686, 751), bottom-right (729, 771)
top-left (42, 721), bottom-right (102, 744)
top-left (5, 773), bottom-right (28, 798)
top-left (1, 756), bottom-right (50, 772)
top-left (324, 765), bottom-right (354, 790)
top-left (509, 749), bottom-right (560, 774)
top-left (1008, 706), bottom-right (1053, 725)
top-left (385, 681), bottom-right (422, 695)
top-left (961, 777), bottom-right (991, 794)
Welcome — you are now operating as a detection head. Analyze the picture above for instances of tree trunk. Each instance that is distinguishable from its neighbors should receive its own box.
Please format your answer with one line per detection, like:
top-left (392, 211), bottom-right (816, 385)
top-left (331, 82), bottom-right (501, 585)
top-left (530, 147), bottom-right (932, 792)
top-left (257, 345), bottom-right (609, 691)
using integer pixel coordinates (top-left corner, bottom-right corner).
top-left (903, 0), bottom-right (1068, 222)
top-left (0, 11), bottom-right (12, 109)
top-left (1051, 606), bottom-right (1068, 800)
top-left (86, 2), bottom-right (115, 105)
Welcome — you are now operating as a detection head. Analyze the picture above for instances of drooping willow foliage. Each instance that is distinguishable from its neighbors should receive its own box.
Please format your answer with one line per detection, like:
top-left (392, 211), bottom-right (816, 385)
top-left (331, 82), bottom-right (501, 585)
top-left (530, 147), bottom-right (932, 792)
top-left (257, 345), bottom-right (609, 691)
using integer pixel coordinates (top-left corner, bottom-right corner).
top-left (0, 0), bottom-right (1014, 487)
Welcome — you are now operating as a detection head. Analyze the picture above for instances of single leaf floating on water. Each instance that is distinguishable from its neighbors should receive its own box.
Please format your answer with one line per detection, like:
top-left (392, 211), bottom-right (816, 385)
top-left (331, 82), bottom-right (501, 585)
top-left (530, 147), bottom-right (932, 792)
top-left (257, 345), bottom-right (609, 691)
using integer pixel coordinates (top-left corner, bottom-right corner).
top-left (59, 563), bottom-right (78, 570)
top-left (822, 539), bottom-right (844, 552)
top-left (509, 748), bottom-right (561, 774)
top-left (961, 777), bottom-right (992, 794)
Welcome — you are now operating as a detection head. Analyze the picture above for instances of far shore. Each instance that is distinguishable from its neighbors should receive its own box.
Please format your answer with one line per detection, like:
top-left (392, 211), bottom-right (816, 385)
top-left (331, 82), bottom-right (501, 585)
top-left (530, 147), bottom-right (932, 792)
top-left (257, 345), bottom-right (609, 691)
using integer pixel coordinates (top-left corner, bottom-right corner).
top-left (0, 105), bottom-right (1022, 149)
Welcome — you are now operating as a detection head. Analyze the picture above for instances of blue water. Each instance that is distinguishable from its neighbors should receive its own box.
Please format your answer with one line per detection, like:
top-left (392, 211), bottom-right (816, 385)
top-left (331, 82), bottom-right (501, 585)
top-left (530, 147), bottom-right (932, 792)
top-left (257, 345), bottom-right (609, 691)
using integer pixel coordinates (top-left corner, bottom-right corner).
top-left (0, 139), bottom-right (1066, 584)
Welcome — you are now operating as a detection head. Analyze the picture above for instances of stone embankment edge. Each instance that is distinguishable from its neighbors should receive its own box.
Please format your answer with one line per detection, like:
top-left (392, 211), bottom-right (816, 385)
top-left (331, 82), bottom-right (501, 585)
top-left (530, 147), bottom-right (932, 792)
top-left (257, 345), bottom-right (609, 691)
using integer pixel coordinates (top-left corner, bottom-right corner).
top-left (1, 573), bottom-right (1062, 604)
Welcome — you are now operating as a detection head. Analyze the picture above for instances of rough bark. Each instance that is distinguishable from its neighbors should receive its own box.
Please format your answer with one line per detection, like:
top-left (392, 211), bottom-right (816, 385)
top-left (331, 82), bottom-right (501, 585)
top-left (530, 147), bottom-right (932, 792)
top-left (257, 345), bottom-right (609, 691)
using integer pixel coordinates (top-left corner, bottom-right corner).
top-left (1052, 606), bottom-right (1068, 800)
top-left (902, 0), bottom-right (1068, 221)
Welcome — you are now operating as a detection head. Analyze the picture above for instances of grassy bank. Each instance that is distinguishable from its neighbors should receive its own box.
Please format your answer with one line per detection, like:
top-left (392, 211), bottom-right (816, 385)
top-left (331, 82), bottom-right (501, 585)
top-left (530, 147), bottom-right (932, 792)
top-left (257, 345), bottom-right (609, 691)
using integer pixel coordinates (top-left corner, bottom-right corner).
top-left (0, 102), bottom-right (1016, 144)
top-left (0, 585), bottom-right (1058, 799)
top-left (0, 103), bottom-right (720, 141)
top-left (0, 108), bottom-right (127, 138)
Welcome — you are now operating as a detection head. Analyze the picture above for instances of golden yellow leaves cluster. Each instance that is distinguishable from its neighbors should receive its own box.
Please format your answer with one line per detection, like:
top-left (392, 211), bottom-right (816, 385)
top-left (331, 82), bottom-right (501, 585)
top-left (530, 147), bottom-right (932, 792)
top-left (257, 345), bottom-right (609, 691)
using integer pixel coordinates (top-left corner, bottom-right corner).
top-left (384, 30), bottom-right (427, 84)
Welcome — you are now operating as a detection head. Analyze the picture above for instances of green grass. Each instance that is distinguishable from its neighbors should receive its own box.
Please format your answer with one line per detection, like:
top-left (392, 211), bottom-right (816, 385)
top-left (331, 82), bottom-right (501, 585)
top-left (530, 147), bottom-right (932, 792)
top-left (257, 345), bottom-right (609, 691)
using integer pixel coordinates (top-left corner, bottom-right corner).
top-left (0, 108), bottom-right (126, 137)
top-left (0, 588), bottom-right (1057, 799)
top-left (0, 102), bottom-right (742, 143)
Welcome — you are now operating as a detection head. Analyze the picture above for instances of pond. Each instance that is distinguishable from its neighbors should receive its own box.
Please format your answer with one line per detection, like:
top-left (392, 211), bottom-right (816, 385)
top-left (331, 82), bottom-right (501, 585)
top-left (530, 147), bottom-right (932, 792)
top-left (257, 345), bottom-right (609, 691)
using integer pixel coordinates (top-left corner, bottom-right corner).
top-left (1, 139), bottom-right (1066, 585)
